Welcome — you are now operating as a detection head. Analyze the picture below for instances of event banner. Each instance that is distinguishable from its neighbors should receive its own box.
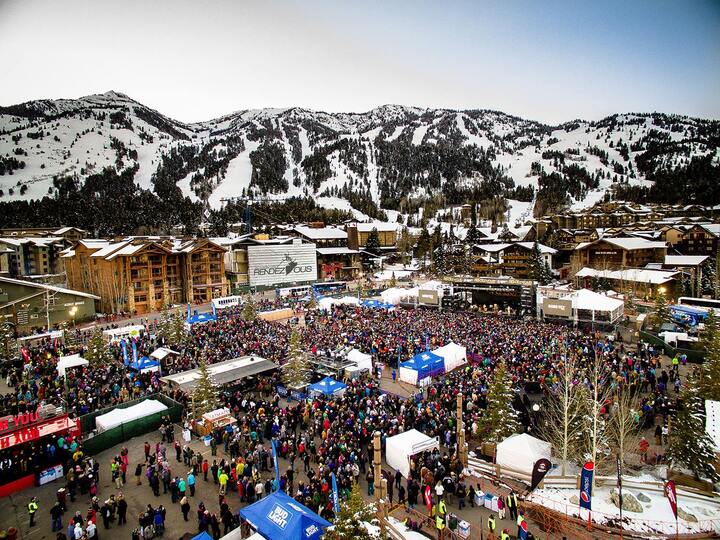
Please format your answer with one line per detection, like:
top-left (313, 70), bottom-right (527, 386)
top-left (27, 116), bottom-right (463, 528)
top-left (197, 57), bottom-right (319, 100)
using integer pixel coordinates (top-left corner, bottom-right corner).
top-left (424, 486), bottom-right (432, 511)
top-left (664, 480), bottom-right (678, 519)
top-left (121, 340), bottom-right (128, 365)
top-left (331, 473), bottom-right (340, 514)
top-left (247, 243), bottom-right (317, 288)
top-left (579, 461), bottom-right (594, 510)
top-left (530, 458), bottom-right (552, 491)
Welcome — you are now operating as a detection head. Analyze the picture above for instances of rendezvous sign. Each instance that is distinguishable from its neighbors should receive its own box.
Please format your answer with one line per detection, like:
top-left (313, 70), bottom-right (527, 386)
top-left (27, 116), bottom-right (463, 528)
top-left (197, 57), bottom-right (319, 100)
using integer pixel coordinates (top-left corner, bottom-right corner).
top-left (248, 243), bottom-right (318, 288)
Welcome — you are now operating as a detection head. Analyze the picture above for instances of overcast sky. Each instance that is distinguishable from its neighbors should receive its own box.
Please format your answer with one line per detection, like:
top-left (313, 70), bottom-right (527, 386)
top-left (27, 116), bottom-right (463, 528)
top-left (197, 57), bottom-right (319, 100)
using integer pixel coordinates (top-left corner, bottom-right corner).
top-left (0, 0), bottom-right (718, 124)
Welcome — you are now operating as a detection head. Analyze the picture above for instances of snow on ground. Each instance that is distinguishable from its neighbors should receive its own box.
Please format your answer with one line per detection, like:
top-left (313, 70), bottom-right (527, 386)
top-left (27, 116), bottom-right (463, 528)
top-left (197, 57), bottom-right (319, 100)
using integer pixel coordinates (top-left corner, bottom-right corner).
top-left (505, 198), bottom-right (534, 225)
top-left (387, 516), bottom-right (433, 539)
top-left (531, 485), bottom-right (720, 535)
top-left (207, 138), bottom-right (259, 208)
top-left (315, 196), bottom-right (371, 221)
top-left (385, 125), bottom-right (404, 142)
top-left (412, 124), bottom-right (430, 145)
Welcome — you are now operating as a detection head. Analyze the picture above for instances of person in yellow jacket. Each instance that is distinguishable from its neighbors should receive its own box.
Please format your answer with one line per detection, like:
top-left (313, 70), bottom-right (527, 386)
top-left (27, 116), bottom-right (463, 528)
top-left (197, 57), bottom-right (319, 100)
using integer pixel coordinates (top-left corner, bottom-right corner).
top-left (28, 497), bottom-right (38, 527)
top-left (501, 528), bottom-right (510, 540)
top-left (487, 514), bottom-right (497, 540)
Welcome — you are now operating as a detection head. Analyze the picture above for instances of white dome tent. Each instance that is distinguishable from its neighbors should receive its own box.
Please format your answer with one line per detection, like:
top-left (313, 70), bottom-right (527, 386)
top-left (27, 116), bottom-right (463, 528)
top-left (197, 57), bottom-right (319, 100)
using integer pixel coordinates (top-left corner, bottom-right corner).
top-left (386, 429), bottom-right (440, 479)
top-left (432, 342), bottom-right (467, 373)
top-left (496, 433), bottom-right (552, 478)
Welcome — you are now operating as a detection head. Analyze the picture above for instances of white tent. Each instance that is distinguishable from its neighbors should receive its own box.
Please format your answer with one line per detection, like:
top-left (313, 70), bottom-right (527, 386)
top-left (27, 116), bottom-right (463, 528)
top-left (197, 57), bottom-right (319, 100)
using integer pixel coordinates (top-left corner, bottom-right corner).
top-left (150, 347), bottom-right (179, 360)
top-left (433, 342), bottom-right (467, 372)
top-left (318, 295), bottom-right (360, 311)
top-left (381, 287), bottom-right (419, 305)
top-left (95, 399), bottom-right (168, 433)
top-left (56, 354), bottom-right (89, 377)
top-left (347, 349), bottom-right (372, 371)
top-left (496, 433), bottom-right (552, 477)
top-left (386, 429), bottom-right (439, 479)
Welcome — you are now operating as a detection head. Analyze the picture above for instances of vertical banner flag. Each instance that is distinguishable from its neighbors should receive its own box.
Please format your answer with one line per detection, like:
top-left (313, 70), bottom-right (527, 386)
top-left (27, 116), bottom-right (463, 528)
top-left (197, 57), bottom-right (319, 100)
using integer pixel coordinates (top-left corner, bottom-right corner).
top-left (530, 458), bottom-right (552, 491)
top-left (518, 519), bottom-right (529, 540)
top-left (121, 339), bottom-right (128, 365)
top-left (131, 340), bottom-right (138, 364)
top-left (271, 439), bottom-right (280, 488)
top-left (424, 485), bottom-right (432, 511)
top-left (579, 461), bottom-right (594, 510)
top-left (664, 480), bottom-right (678, 519)
top-left (331, 472), bottom-right (340, 514)
top-left (616, 455), bottom-right (623, 520)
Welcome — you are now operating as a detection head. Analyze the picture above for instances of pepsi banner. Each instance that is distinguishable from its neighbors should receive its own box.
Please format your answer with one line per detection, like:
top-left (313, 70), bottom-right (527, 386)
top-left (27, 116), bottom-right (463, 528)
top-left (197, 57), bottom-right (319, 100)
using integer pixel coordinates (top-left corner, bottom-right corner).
top-left (132, 340), bottom-right (138, 364)
top-left (331, 472), bottom-right (340, 514)
top-left (579, 461), bottom-right (594, 510)
top-left (272, 439), bottom-right (280, 488)
top-left (121, 340), bottom-right (128, 365)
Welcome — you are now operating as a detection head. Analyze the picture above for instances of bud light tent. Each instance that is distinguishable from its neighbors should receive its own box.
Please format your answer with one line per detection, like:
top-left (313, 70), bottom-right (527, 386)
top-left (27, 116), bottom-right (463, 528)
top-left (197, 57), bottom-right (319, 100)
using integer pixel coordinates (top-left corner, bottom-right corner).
top-left (386, 429), bottom-right (440, 478)
top-left (496, 433), bottom-right (552, 478)
top-left (307, 376), bottom-right (347, 397)
top-left (238, 490), bottom-right (331, 540)
top-left (398, 350), bottom-right (445, 386)
top-left (432, 342), bottom-right (467, 373)
top-left (56, 354), bottom-right (89, 377)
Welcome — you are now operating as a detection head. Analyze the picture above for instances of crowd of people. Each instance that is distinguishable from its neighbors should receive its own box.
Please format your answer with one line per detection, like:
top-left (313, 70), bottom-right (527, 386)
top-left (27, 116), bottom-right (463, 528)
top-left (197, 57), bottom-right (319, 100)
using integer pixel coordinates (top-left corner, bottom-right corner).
top-left (0, 294), bottom-right (685, 538)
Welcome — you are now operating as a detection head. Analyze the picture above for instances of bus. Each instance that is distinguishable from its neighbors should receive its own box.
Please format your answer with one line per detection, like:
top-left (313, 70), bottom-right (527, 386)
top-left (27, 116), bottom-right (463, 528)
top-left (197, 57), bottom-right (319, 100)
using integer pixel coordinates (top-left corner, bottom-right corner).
top-left (277, 285), bottom-right (313, 298)
top-left (677, 297), bottom-right (720, 313)
top-left (211, 295), bottom-right (244, 310)
top-left (313, 281), bottom-right (348, 295)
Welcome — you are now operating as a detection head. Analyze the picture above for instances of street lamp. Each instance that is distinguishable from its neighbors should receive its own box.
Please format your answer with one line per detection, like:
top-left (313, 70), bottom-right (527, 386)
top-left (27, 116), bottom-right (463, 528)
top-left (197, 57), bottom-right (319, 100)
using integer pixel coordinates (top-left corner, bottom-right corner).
top-left (69, 306), bottom-right (78, 328)
top-left (532, 403), bottom-right (540, 412)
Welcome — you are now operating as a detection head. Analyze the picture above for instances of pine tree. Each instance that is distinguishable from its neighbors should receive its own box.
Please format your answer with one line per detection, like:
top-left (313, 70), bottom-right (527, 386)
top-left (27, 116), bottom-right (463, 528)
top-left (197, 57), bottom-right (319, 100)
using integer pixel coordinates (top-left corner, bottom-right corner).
top-left (652, 292), bottom-right (671, 328)
top-left (667, 384), bottom-right (720, 482)
top-left (84, 327), bottom-right (114, 368)
top-left (365, 228), bottom-right (381, 255)
top-left (433, 239), bottom-right (447, 275)
top-left (282, 328), bottom-right (310, 389)
top-left (323, 482), bottom-right (380, 540)
top-left (417, 228), bottom-right (432, 268)
top-left (192, 357), bottom-right (218, 418)
top-left (465, 222), bottom-right (480, 245)
top-left (389, 272), bottom-right (397, 288)
top-left (528, 241), bottom-right (551, 285)
top-left (475, 361), bottom-right (521, 443)
top-left (0, 323), bottom-right (16, 360)
top-left (243, 295), bottom-right (258, 321)
top-left (699, 313), bottom-right (720, 400)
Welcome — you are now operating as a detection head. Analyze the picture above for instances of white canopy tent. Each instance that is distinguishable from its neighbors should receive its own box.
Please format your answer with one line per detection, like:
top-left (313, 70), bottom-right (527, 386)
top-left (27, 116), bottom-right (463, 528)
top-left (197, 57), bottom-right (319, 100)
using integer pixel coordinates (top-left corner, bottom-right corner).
top-left (318, 296), bottom-right (360, 311)
top-left (56, 354), bottom-right (89, 377)
top-left (386, 429), bottom-right (440, 479)
top-left (346, 349), bottom-right (372, 371)
top-left (150, 347), bottom-right (179, 360)
top-left (496, 433), bottom-right (552, 477)
top-left (381, 287), bottom-right (419, 306)
top-left (432, 342), bottom-right (467, 372)
top-left (95, 399), bottom-right (168, 433)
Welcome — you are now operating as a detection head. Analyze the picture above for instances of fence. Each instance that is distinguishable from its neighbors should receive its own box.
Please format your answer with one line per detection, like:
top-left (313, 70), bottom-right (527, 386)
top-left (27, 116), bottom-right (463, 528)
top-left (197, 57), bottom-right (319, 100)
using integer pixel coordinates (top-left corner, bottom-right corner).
top-left (79, 394), bottom-right (184, 455)
top-left (639, 331), bottom-right (705, 363)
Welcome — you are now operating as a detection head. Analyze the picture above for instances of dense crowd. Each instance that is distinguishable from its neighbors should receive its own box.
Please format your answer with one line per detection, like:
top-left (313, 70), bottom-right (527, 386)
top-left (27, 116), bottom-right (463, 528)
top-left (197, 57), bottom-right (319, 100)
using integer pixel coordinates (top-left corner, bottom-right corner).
top-left (0, 298), bottom-right (686, 538)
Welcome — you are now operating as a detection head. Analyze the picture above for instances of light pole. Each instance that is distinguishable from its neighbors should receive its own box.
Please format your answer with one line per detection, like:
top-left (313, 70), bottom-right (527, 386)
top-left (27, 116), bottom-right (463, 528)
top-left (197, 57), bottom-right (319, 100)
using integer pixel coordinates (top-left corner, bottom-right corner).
top-left (69, 306), bottom-right (78, 329)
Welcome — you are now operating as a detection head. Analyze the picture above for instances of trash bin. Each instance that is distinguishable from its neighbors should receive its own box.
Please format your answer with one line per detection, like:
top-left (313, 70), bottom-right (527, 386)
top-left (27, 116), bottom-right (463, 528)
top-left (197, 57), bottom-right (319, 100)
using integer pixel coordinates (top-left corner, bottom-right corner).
top-left (6, 527), bottom-right (17, 540)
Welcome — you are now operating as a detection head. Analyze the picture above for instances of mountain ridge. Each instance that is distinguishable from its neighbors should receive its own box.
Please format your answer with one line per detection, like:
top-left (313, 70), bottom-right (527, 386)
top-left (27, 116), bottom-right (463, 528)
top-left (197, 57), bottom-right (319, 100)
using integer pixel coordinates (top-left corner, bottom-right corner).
top-left (1, 91), bottom-right (718, 228)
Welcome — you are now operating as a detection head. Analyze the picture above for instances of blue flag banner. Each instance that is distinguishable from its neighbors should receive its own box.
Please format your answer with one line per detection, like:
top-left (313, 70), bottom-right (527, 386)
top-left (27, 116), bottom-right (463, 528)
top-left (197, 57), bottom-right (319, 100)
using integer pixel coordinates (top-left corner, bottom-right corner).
top-left (121, 340), bottom-right (128, 365)
top-left (271, 439), bottom-right (280, 489)
top-left (579, 461), bottom-right (594, 510)
top-left (331, 472), bottom-right (340, 514)
top-left (131, 340), bottom-right (138, 364)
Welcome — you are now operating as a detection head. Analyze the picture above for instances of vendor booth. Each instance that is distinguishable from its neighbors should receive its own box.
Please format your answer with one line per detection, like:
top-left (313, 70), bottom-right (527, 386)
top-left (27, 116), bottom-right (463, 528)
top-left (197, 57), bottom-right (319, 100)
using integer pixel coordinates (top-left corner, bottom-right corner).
top-left (398, 351), bottom-right (445, 386)
top-left (344, 348), bottom-right (372, 379)
top-left (432, 342), bottom-right (467, 373)
top-left (386, 429), bottom-right (440, 479)
top-left (496, 433), bottom-right (552, 478)
top-left (194, 407), bottom-right (237, 436)
top-left (150, 347), bottom-right (179, 361)
top-left (95, 399), bottom-right (168, 433)
top-left (56, 354), bottom-right (89, 377)
top-left (307, 376), bottom-right (346, 397)
top-left (238, 490), bottom-right (331, 540)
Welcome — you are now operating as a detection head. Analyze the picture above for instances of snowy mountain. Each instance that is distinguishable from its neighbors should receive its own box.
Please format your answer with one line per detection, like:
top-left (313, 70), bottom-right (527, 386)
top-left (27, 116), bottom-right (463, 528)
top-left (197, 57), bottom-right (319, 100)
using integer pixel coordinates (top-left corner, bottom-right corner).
top-left (1, 91), bottom-right (718, 223)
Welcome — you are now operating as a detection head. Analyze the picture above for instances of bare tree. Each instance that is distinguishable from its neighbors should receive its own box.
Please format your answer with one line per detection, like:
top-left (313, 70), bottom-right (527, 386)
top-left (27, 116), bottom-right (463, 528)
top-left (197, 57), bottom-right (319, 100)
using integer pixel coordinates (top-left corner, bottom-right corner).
top-left (606, 386), bottom-right (641, 471)
top-left (541, 350), bottom-right (584, 475)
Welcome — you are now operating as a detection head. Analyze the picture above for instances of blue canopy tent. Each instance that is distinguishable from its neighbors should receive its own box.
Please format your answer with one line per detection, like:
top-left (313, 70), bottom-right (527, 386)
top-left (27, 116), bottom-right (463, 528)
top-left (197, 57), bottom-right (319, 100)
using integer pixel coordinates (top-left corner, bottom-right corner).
top-left (128, 356), bottom-right (161, 373)
top-left (187, 303), bottom-right (217, 325)
top-left (192, 533), bottom-right (214, 540)
top-left (238, 490), bottom-right (331, 540)
top-left (398, 350), bottom-right (445, 386)
top-left (360, 299), bottom-right (394, 309)
top-left (307, 376), bottom-right (347, 397)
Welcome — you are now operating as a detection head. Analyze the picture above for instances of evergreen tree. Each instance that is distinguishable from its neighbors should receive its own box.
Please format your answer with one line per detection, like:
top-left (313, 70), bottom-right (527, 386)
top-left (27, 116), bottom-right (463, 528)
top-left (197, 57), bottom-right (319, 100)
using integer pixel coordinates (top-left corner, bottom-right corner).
top-left (0, 323), bottom-right (16, 360)
top-left (323, 482), bottom-right (380, 540)
top-left (282, 328), bottom-right (311, 389)
top-left (699, 313), bottom-right (720, 400)
top-left (243, 295), bottom-right (258, 321)
top-left (192, 356), bottom-right (218, 418)
top-left (416, 228), bottom-right (432, 268)
top-left (84, 327), bottom-right (114, 368)
top-left (465, 222), bottom-right (480, 246)
top-left (433, 239), bottom-right (447, 275)
top-left (667, 384), bottom-right (720, 482)
top-left (475, 361), bottom-right (521, 443)
top-left (470, 202), bottom-right (477, 226)
top-left (528, 241), bottom-right (551, 285)
top-left (389, 272), bottom-right (397, 288)
top-left (365, 228), bottom-right (381, 255)
top-left (652, 292), bottom-right (671, 328)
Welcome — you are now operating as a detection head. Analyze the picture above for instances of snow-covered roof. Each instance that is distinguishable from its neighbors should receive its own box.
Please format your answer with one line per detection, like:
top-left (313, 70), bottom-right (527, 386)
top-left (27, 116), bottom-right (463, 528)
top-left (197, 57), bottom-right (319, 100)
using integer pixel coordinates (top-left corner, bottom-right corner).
top-left (576, 237), bottom-right (667, 251)
top-left (475, 243), bottom-right (511, 253)
top-left (575, 267), bottom-right (678, 285)
top-left (351, 222), bottom-right (398, 233)
top-left (52, 226), bottom-right (85, 235)
top-left (316, 247), bottom-right (359, 255)
top-left (90, 241), bottom-right (131, 258)
top-left (0, 275), bottom-right (100, 300)
top-left (664, 255), bottom-right (709, 267)
top-left (515, 241), bottom-right (557, 254)
top-left (295, 226), bottom-right (347, 240)
top-left (572, 288), bottom-right (624, 311)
